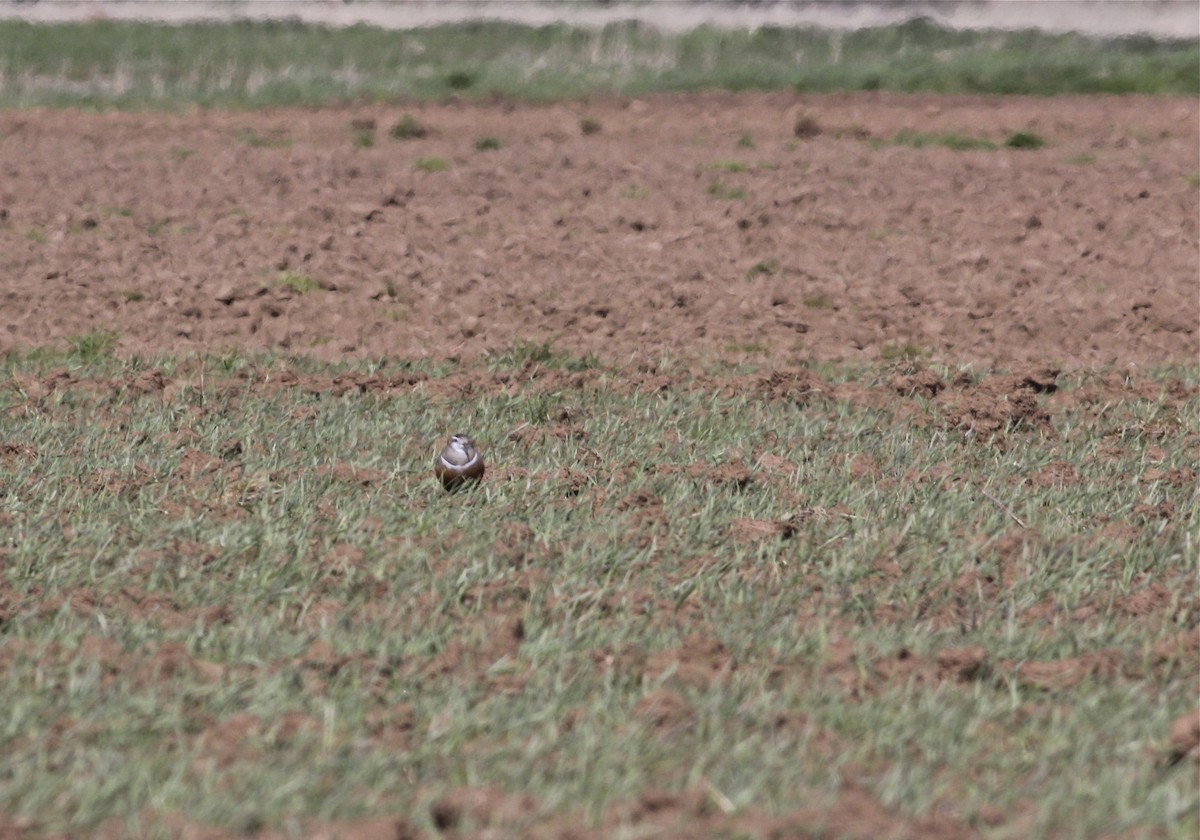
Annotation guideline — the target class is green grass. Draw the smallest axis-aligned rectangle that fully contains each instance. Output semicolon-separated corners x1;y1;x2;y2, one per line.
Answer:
389;114;428;140
745;259;778;279
64;329;120;362
414;156;450;173
234;128;291;148
474;136;502;151
1005;130;1047;149
0;351;1194;837
707;180;746;201
277;272;320;295
880;342;929;361
0;18;1193;109
888;130;998;151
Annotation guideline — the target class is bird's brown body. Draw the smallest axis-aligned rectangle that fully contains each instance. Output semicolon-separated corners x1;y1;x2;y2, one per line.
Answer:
434;434;485;491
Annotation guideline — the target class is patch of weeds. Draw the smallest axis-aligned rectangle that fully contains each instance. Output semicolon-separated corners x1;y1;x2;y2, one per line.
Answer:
490;340;596;372
803;294;834;309
725;341;768;353
870;227;907;240
352;130;375;148
1186;172;1200;189
737;132;755;149
711;160;748;173
215;348;247;373
793;114;821;139
1065;153;1097;165
897;130;996;151
415;157;450;173
389;114;428;140
474;136;502;151
880;342;928;361
746;259;779;278
835;125;872;140
445;70;476;90
147;219;195;237
67;330;119;362
579;117;602;136
235;129;291;149
105;206;133;218
170;146;195;161
707;180;746;200
623;185;650;199
1005;131;1045;149
25;227;46;243
121;291;144;302
277;272;319;295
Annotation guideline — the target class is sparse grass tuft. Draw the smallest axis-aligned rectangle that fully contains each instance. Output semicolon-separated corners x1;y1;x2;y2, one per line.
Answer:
725;341;768;353
414;156;450;173
474;136;502;151
746;259;779;278
445;70;476;90
880;342;929;361
389;114;428;140
579;117;602;136
707;179;747;200
1005;130;1046;149
277;271;320;294
890;130;997;151
66;329;119;362
488;339;597;371
235;129;291;148
793;114;821;138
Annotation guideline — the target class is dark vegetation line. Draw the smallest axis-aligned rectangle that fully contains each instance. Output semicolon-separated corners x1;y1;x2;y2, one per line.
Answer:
0;17;1195;109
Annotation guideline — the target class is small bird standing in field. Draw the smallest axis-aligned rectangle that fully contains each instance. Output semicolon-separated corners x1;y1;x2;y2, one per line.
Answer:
434;434;485;491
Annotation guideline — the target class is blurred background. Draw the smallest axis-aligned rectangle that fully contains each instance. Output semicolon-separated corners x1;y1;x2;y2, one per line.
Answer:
2;0;1197;39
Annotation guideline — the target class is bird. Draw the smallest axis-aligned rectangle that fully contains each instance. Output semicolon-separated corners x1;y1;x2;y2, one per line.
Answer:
434;434;485;491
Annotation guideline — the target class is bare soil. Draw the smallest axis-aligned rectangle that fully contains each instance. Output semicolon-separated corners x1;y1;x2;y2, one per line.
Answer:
0;92;1195;368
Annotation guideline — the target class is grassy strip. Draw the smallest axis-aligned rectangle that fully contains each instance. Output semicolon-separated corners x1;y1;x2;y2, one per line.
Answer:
0;17;1195;109
0;350;1196;836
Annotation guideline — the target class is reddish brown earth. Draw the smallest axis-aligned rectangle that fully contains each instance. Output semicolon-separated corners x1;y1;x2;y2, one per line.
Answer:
0;92;1196;367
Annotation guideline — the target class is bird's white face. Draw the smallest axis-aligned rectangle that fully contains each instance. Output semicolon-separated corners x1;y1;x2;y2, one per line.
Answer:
449;435;475;458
